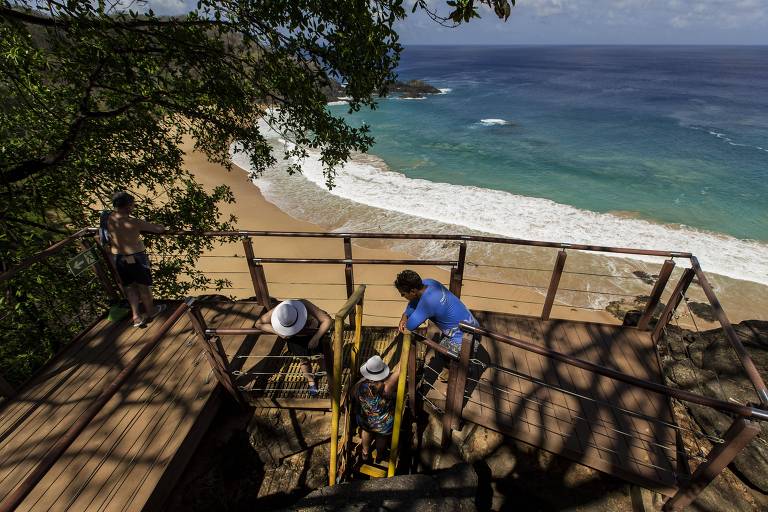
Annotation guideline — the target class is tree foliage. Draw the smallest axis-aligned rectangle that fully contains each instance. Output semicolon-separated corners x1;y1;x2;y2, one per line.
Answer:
0;0;512;384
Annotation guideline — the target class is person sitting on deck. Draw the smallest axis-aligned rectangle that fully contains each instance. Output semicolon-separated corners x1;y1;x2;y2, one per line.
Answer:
254;299;332;397
352;355;401;462
395;270;478;356
107;191;168;328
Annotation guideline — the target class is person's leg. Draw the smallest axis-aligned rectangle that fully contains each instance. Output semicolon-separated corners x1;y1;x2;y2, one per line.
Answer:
374;434;389;462
300;357;315;386
137;284;154;316
125;285;142;324
360;429;373;459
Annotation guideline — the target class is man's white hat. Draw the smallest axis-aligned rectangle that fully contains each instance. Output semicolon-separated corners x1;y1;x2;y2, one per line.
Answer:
271;300;308;337
360;355;390;382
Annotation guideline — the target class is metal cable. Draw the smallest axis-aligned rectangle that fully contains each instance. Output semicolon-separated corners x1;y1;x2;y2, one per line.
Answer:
463;277;548;290
465;261;551;272
471;359;723;444
463;374;704;461
459;393;680;474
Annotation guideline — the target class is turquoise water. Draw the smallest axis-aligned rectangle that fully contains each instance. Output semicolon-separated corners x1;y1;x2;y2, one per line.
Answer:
329;46;768;241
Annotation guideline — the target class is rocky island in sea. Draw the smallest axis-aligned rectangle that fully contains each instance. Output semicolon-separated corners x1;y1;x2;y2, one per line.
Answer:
324;78;441;102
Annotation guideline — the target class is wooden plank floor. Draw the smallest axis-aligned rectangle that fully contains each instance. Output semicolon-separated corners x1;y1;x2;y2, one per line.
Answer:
0;300;264;511
423;310;681;495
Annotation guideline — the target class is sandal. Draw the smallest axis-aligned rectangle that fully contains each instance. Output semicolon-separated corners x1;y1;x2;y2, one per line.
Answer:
149;303;167;319
133;317;147;328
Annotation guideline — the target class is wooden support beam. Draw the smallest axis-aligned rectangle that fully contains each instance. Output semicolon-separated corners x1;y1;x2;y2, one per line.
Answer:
80;240;119;301
638;259;675;330
541;250;567;320
449;242;467;298
441;358;458;449
450;332;473;429
408;338;417;415
242;237;270;306
329;316;345;486
441;332;474;446
186;303;245;407
94;241;125;297
663;418;760;511
343;237;354;299
652;268;695;342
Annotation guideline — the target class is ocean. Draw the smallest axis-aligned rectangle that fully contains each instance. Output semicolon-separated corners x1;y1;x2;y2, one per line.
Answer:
231;46;768;286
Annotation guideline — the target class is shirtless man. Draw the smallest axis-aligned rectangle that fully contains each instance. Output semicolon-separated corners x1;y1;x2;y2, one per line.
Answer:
107;191;167;327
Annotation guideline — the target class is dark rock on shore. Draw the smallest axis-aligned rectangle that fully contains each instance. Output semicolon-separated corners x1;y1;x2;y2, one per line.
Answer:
660;320;768;493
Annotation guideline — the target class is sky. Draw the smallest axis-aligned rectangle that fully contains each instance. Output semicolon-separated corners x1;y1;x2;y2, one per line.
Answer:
395;0;768;45
148;0;768;45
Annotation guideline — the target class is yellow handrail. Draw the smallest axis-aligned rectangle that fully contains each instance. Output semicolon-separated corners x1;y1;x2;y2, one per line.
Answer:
329;285;366;486
335;284;366;321
388;331;411;477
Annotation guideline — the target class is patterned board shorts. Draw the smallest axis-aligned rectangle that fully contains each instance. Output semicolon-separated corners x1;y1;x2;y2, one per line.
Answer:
438;317;480;356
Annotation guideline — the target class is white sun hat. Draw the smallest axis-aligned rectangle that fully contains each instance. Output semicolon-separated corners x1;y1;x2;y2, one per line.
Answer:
360;355;390;382
270;299;308;337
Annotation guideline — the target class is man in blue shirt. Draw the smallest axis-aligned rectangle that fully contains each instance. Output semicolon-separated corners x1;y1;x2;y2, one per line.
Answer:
395;269;478;356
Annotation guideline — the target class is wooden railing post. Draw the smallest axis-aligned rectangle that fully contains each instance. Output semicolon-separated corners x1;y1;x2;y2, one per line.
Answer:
449;242;467;298
541;250;567;320
343;237;354;299
344;237;355;328
329;315;345;486
441;331;473;447
0;373;14;399
242;236;270;306
441;357;458;449
638;259;676;330
663;418;760;511
408;337;418;415
80;240;119;301
652;268;695;342
186;301;245;407
94;242;125;297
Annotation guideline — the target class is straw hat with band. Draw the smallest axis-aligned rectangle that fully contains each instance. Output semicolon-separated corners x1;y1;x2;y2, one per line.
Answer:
271;299;308;337
360;355;390;382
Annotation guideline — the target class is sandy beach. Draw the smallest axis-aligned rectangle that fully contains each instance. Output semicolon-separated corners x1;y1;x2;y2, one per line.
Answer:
183;140;768;331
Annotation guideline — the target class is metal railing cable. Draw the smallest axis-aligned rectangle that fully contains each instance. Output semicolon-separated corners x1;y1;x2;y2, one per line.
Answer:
458;391;679;475
464;361;721;447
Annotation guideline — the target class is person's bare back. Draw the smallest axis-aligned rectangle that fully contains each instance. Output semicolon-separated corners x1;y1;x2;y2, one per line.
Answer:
107;213;152;255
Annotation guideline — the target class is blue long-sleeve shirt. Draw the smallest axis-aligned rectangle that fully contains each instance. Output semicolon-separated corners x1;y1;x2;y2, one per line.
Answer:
404;279;474;334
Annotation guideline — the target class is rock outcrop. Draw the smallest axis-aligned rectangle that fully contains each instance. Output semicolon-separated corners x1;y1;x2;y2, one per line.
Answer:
283;463;478;512
660;320;768;494
325;79;441;102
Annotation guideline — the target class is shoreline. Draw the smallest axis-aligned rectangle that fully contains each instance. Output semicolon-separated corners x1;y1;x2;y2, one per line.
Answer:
183;139;768;327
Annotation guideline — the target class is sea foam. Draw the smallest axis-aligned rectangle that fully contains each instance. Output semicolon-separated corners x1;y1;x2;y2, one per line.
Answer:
479;119;509;126
230;142;768;287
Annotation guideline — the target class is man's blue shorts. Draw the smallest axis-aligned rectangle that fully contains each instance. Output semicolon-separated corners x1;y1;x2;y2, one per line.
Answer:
114;251;153;286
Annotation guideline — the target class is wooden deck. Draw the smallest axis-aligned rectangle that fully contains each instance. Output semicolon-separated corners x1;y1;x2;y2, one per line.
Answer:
423;311;682;495
0;300;683;509
0;300;263;511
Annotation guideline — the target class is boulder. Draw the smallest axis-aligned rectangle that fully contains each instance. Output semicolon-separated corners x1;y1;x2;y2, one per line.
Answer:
283;463;478;512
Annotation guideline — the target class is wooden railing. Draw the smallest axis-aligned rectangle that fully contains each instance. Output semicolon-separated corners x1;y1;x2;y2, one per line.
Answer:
457;322;767;511
2;228;765;406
